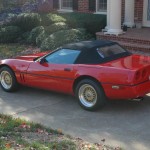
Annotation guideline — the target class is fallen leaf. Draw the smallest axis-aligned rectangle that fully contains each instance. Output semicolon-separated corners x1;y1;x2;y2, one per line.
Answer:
5;143;11;148
57;128;62;134
101;138;105;142
37;128;44;133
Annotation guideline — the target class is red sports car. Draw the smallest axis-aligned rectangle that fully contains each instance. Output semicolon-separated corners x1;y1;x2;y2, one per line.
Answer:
0;40;150;110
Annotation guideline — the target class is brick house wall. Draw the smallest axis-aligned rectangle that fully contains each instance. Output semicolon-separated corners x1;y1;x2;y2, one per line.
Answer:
122;0;144;23
53;0;144;25
134;0;144;23
78;0;89;12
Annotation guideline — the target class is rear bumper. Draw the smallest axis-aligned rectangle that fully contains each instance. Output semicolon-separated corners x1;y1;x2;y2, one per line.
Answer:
102;80;150;100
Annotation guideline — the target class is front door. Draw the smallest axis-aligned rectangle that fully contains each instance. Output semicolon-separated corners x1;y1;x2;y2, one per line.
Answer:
143;0;150;27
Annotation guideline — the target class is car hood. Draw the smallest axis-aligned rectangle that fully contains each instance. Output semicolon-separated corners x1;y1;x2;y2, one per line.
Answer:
15;51;50;61
100;54;150;70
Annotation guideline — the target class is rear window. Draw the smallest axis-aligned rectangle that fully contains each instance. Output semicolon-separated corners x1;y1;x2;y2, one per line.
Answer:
75;44;131;64
97;44;127;58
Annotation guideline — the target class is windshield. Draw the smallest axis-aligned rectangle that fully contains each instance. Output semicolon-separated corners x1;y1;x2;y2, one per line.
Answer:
45;49;81;64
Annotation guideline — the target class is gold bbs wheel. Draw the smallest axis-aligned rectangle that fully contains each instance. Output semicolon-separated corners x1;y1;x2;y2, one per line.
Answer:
0;67;18;92
76;79;106;111
79;84;97;108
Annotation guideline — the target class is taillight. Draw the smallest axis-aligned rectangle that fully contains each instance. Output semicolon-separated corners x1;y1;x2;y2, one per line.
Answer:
142;69;147;79
135;71;141;81
135;69;149;82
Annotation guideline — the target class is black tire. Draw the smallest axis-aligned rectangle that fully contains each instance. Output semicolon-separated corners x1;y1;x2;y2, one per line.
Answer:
75;79;106;111
0;67;18;92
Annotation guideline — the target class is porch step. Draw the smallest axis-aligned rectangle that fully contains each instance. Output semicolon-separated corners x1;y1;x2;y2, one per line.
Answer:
96;31;150;54
96;32;150;45
115;41;150;54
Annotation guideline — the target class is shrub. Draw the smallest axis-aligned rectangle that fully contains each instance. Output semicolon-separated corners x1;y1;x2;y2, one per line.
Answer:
40;28;92;51
60;12;106;35
41;13;66;26
60;13;83;28
19;31;31;43
36;22;68;47
0;26;22;43
47;13;66;24
36;31;47;47
45;22;68;35
9;13;41;32
27;26;44;45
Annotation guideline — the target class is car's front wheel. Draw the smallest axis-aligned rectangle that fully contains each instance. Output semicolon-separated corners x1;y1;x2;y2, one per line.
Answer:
0;67;18;92
75;79;106;111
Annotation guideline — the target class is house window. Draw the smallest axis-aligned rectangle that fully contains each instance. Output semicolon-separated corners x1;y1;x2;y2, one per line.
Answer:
59;0;73;10
148;0;150;20
96;0;107;14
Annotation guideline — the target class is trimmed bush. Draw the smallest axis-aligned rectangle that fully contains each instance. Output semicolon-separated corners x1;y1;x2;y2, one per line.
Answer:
0;26;22;43
60;12;106;35
45;22;68;35
36;22;68;47
36;31;47;47
27;26;44;44
47;13;66;24
9;13;41;32
40;28;92;51
41;13;66;26
19;31;30;43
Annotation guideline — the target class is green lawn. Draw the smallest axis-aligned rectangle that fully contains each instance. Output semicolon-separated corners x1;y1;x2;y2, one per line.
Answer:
0;114;120;150
0;114;77;150
0;44;28;59
0;114;121;150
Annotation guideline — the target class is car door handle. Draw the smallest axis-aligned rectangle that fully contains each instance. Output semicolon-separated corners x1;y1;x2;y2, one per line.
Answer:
64;68;72;72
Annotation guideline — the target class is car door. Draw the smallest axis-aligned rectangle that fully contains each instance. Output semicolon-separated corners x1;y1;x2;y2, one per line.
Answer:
26;48;81;93
52;63;77;93
26;61;57;91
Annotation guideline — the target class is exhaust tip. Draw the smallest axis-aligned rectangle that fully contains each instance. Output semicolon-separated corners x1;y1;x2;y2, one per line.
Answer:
132;97;144;102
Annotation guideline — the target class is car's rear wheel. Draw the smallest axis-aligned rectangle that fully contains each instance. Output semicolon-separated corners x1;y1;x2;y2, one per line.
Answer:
75;79;106;111
0;67;18;92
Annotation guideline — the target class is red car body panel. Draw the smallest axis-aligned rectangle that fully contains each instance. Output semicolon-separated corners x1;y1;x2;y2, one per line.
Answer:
0;51;150;100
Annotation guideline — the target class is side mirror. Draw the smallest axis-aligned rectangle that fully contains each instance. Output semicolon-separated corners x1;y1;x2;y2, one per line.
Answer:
39;58;47;64
33;57;40;61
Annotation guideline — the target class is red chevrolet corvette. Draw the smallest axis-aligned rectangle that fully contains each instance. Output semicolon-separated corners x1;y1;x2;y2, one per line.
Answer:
0;40;150;110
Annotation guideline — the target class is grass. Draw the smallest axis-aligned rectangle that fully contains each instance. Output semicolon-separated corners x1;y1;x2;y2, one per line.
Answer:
0;114;122;150
0;44;28;59
0;114;76;150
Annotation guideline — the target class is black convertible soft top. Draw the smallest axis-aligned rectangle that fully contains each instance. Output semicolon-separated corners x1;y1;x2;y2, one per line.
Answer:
62;40;116;51
60;40;131;64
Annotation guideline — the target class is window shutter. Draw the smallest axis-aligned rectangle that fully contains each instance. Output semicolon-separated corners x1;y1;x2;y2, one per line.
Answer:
89;0;96;12
73;0;78;11
53;0;59;9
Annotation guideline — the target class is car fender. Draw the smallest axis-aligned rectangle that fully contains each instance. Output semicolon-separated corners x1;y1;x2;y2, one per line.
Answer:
73;64;133;89
0;59;32;84
0;59;31;72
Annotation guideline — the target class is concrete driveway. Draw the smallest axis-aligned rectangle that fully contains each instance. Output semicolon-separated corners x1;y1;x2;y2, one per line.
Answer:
0;86;150;150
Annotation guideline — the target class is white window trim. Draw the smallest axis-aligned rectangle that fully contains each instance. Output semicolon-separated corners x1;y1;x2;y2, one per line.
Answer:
95;0;107;15
58;0;73;12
